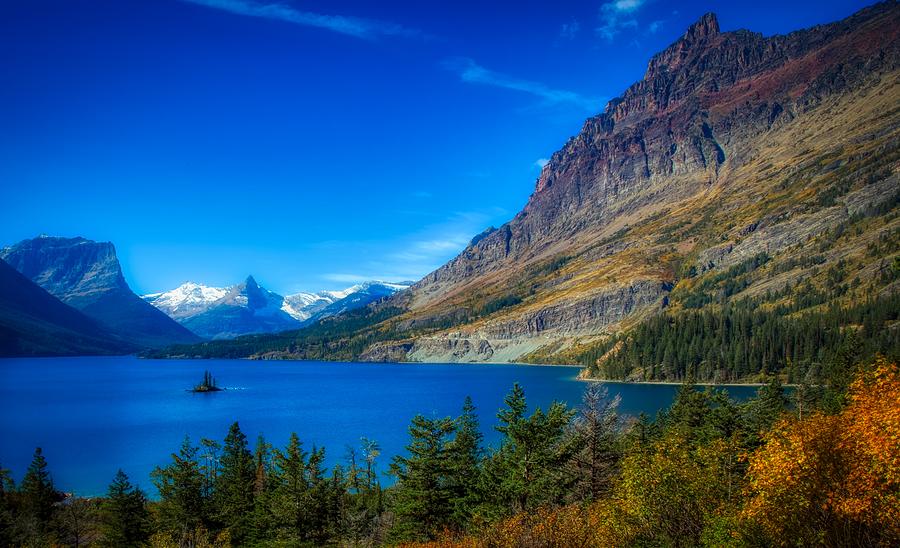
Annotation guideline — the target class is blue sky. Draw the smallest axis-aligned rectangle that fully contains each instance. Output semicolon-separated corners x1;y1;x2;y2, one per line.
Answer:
0;0;874;295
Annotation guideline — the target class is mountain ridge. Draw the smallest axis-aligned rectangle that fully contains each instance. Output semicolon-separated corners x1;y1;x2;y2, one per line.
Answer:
1;236;200;349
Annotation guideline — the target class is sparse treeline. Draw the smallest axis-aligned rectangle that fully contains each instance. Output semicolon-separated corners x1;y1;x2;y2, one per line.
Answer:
2;360;898;546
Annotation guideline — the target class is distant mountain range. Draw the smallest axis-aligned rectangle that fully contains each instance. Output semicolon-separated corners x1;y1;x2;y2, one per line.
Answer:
1;236;199;350
142;278;410;340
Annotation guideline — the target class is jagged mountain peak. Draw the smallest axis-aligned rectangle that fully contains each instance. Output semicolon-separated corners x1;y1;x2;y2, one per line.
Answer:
641;12;721;80
685;12;720;41
219;275;279;311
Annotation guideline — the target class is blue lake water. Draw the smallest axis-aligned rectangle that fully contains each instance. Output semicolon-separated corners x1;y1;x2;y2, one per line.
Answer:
0;356;762;496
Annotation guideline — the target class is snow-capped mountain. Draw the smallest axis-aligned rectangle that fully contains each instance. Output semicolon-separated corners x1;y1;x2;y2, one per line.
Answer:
320;281;411;301
281;292;335;322
143;278;410;340
143;276;300;340
314;281;412;320
142;282;230;320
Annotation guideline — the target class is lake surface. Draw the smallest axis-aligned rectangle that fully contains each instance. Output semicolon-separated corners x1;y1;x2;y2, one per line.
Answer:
0;356;762;496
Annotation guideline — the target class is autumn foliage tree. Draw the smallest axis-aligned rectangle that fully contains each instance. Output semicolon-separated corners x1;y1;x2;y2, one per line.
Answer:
742;357;900;546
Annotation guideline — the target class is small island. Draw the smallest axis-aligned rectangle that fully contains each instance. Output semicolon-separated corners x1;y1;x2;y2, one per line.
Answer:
192;370;223;393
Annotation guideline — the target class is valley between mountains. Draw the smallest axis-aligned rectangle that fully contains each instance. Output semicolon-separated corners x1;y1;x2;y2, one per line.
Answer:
4;3;900;384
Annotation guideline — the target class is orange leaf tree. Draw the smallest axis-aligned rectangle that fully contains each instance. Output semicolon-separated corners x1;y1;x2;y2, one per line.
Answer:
742;358;900;546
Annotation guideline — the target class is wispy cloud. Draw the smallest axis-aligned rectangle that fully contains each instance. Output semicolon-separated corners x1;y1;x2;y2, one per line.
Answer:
597;0;646;41
560;18;581;40
307;208;508;287
648;19;664;34
443;57;601;112
180;0;423;40
321;273;373;284
534;158;549;169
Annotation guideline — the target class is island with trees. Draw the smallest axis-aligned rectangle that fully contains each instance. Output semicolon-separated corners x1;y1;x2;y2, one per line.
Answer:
191;370;222;393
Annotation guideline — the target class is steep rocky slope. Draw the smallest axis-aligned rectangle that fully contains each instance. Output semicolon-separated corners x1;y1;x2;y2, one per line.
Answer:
381;3;900;362
1;236;200;348
151;2;900;372
0;258;135;356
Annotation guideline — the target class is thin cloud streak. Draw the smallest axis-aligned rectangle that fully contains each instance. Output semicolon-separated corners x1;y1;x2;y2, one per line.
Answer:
560;18;581;40
444;57;602;112
597;0;646;41
322;273;377;284
181;0;423;40
316;209;506;286
379;211;501;280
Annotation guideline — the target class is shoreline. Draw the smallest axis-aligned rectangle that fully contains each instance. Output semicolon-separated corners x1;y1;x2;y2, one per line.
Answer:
133;354;785;386
272;358;780;386
577;377;770;387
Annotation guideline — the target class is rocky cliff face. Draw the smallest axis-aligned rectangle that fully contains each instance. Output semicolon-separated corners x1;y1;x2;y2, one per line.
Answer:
389;2;900;362
2;236;128;307
419;4;899;295
1;236;200;348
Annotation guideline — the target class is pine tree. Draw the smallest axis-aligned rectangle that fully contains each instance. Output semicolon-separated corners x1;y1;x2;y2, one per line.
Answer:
253;434;270;497
272;432;309;539
198;437;221;501
214;422;256;544
481;386;576;515
446;396;482;528
100;470;149;547
249;434;276;543
328;464;348;541
360;437;381;492
389;414;455;541
569;383;621;501
151;436;206;539
743;376;788;445
496;383;527;436
20;447;58;531
305;446;332;544
0;464;14;547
